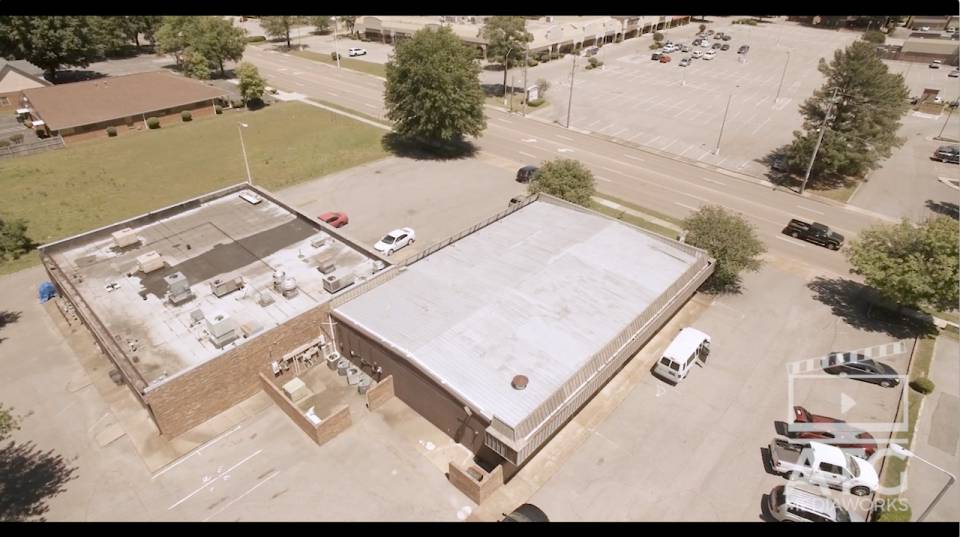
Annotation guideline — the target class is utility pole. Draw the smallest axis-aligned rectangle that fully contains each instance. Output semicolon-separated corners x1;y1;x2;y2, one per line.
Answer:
800;87;840;195
936;103;956;140
510;74;516;112
775;50;791;102
238;123;252;185
713;90;734;155
522;46;529;116
566;54;577;128
333;17;342;70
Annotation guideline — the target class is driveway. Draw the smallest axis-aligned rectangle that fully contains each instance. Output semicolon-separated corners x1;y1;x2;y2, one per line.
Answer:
526;261;910;521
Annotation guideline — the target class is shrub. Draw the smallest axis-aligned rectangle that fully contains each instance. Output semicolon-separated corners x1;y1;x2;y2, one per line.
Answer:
147;117;160;129
875;497;912;522
215;105;223;114
9;133;24;144
588;57;601;67
23;120;32;128
863;30;886;44
653;31;664;42
910;377;935;394
614;35;623;43
106;126;117;137
527;58;539;67
649;42;662;49
550;51;560;60
528;98;545;107
331;51;341;61
181;110;192;122
585;63;595;70
245;35;267;43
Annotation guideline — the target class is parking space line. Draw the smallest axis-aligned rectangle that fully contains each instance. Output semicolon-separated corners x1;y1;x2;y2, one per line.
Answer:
610;127;629;137
595;175;613;182
702;177;726;186
203;470;280;522
751;116;772;135
646;135;661;146
677;144;695;157
623;154;645;162
556;134;574;141
168;449;263;511
660;139;678;151
152;425;242;481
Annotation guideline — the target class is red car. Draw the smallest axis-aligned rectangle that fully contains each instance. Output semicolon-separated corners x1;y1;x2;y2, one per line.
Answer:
318;211;349;228
790;406;877;457
659;54;672;63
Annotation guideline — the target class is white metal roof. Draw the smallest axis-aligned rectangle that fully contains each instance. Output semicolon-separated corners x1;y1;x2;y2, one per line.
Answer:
334;200;705;429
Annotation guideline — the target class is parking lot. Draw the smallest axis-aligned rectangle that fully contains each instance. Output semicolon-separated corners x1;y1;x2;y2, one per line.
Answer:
527;260;910;521
525;18;861;178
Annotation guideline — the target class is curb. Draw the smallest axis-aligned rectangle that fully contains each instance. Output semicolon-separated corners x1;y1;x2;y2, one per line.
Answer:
301;98;390;131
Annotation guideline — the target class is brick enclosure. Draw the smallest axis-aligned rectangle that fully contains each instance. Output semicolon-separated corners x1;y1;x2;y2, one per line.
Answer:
447;462;504;504
259;372;352;446
365;375;395;411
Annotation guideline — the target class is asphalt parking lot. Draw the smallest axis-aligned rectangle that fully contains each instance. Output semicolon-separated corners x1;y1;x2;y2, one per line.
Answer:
525;18;860;178
275;155;528;263
526;260;909;521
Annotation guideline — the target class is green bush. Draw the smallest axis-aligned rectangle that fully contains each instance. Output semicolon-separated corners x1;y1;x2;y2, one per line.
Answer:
733;18;758;26
528;98;545;107
585;64;595;70
527;58;539;67
106;126;117;137
649;42;662;49
215;105;223;114
331;51;341;61
614;35;623;43
245;35;267;43
588;57;600;67
181;110;192;122
9;133;24;144
147;117;160;129
550;51;560;60
863;30;886;44
910;377;935;394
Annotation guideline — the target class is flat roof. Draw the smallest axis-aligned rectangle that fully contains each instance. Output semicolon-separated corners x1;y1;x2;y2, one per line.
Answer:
47;188;380;385
333;200;706;430
22;71;227;131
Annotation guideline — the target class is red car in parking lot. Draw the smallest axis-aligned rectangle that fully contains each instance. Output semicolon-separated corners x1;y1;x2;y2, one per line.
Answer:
318;211;349;228
789;406;877;457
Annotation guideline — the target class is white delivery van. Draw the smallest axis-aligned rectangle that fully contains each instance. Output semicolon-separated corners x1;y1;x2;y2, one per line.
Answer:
652;327;711;383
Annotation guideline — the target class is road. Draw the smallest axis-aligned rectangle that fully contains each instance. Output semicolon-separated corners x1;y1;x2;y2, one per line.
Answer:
244;45;891;277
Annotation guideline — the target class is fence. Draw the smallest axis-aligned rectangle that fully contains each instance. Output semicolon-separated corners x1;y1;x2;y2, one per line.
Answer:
0;135;64;159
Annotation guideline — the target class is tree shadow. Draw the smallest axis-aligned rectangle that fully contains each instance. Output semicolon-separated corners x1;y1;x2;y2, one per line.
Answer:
0;311;20;346
925;200;959;220
481;82;524;99
51;70;107;84
0;439;78;521
807;277;938;339
381;132;478;161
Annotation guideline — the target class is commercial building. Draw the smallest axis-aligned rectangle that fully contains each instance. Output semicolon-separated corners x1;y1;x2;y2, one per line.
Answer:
19;71;229;139
40;184;386;436
905;15;958;32
328;195;713;468
899;35;960;64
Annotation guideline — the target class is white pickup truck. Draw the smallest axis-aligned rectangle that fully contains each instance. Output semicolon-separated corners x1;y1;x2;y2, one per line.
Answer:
768;438;878;497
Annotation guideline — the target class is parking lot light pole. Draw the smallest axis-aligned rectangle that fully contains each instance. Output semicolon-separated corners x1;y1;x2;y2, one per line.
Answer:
936;104;955;140
713;90;735;155
775;50;791;102
889;443;956;522
333;17;342;70
238;122;252;185
566;54;577;128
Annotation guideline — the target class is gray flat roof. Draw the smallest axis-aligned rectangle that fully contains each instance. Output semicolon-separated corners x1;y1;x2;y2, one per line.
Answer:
334;200;704;430
48;189;379;385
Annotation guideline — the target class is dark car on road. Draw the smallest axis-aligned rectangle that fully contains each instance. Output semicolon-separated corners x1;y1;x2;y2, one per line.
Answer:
516;165;539;183
821;353;901;388
651;52;661;61
502;503;549;522
738;45;750;54
721;43;731;51
783;219;844;250
712;42;723;49
789;406;878;457
933;144;960;164
722;34;732;41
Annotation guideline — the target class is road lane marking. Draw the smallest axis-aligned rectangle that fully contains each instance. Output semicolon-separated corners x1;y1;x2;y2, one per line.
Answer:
202;470;280;522
623;154;645;162
660;139;678;151
518;151;538;159
674;202;700;211
776;236;811;248
702;177;726;186
797;205;825;215
522;138;537;143
556;134;574;141
595;175;613;182
495;117;514;124
558;148;574;153
326;91;340;97
167;449;263;511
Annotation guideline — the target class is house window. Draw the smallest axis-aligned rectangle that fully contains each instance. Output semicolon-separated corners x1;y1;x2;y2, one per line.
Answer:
0;97;9;107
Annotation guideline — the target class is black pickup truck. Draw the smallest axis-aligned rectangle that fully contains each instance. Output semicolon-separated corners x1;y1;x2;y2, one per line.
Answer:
783;219;844;250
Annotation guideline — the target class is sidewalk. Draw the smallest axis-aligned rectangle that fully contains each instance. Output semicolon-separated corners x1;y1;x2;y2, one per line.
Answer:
902;335;960;522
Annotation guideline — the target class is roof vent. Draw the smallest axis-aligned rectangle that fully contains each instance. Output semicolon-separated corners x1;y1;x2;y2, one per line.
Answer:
511;375;529;390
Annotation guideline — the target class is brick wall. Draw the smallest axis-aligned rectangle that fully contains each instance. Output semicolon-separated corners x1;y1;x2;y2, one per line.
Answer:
145;303;332;437
365;375;395;410
259;372;352;446
447;461;503;504
61;102;218;143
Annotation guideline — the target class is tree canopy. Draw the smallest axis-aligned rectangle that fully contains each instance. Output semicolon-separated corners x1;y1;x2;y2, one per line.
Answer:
0;16;103;80
310;16;332;34
681;205;766;293
783;40;909;185
481;17;533;95
156;16;246;78
384;26;486;143
526;159;596;207
0;217;31;261
260;16;304;49
847;217;959;312
237;62;266;106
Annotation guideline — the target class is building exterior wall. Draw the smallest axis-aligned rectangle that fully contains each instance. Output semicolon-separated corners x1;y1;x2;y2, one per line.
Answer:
57;99;218;140
0;69;47;93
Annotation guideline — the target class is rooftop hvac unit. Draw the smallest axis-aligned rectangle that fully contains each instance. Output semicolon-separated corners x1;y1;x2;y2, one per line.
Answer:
239;191;262;205
164;271;195;305
323;270;355;293
280;277;298;298
136;251;164;273
111;228;140;249
206;311;238;348
314;252;337;274
210;275;243;298
545;16;554;23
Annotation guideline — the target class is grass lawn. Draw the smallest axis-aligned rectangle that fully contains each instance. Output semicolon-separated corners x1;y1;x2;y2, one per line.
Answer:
593;192;684;227
809;182;859;204
288;50;387;78
0;101;388;275
591;202;679;239
310;98;391;127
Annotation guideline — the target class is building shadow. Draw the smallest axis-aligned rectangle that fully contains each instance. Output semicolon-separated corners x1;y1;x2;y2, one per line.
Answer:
925;199;960;220
381;132;478;161
806;277;938;339
52;70;107;84
0;439;78;521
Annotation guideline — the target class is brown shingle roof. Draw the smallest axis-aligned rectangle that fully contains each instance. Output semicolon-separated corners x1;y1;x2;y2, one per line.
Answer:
22;71;228;131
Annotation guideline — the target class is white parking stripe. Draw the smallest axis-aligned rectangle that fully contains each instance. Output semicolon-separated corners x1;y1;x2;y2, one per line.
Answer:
776;236;810;248
623;154;645;162
674;202;700;211
797;205;825;215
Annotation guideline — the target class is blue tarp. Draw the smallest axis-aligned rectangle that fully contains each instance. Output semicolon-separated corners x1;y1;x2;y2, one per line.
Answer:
38;281;56;303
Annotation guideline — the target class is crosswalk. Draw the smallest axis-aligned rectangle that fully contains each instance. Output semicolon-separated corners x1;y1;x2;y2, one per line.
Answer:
787;340;911;376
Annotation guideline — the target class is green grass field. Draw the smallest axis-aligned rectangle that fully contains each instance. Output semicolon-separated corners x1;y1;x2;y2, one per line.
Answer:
289;50;387;78
0;101;388;274
591;202;679;239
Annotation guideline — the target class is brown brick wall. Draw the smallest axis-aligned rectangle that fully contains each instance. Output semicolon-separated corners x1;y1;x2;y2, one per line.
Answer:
259;372;352;445
365;375;395;410
447;461;503;504
61;101;218;143
145;303;332;437
315;405;351;445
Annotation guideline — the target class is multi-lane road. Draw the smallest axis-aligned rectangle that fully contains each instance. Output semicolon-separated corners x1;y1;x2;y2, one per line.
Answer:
244;44;891;276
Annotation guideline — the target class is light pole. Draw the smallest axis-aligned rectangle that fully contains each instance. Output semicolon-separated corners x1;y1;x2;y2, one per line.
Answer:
238;122;252;185
566;53;577;129
889;443;956;522
775;50;791;102
936;104;956;140
522;45;529;116
713;87;737;155
333;17;342;70
799;87;840;195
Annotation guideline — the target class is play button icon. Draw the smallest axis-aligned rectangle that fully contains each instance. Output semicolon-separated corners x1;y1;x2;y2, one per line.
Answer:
841;393;856;415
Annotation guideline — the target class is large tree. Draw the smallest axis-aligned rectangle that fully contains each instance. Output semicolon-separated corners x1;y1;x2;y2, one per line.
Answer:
309;16;331;35
260;16;303;49
0;217;31;261
384;26;486;143
482;16;533;97
783;40;909;185
527;159;595;207
193;17;246;77
155;16;196;68
237;61;266;106
681;206;766;293
340;16;358;34
0;16;103;80
847;217;959;312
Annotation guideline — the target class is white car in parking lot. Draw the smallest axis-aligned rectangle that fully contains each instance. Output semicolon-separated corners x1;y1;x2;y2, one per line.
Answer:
374;227;416;255
347;47;367;57
703;50;717;60
692;49;704;59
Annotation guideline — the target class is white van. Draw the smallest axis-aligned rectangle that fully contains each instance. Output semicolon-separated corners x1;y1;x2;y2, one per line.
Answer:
652;327;711;383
